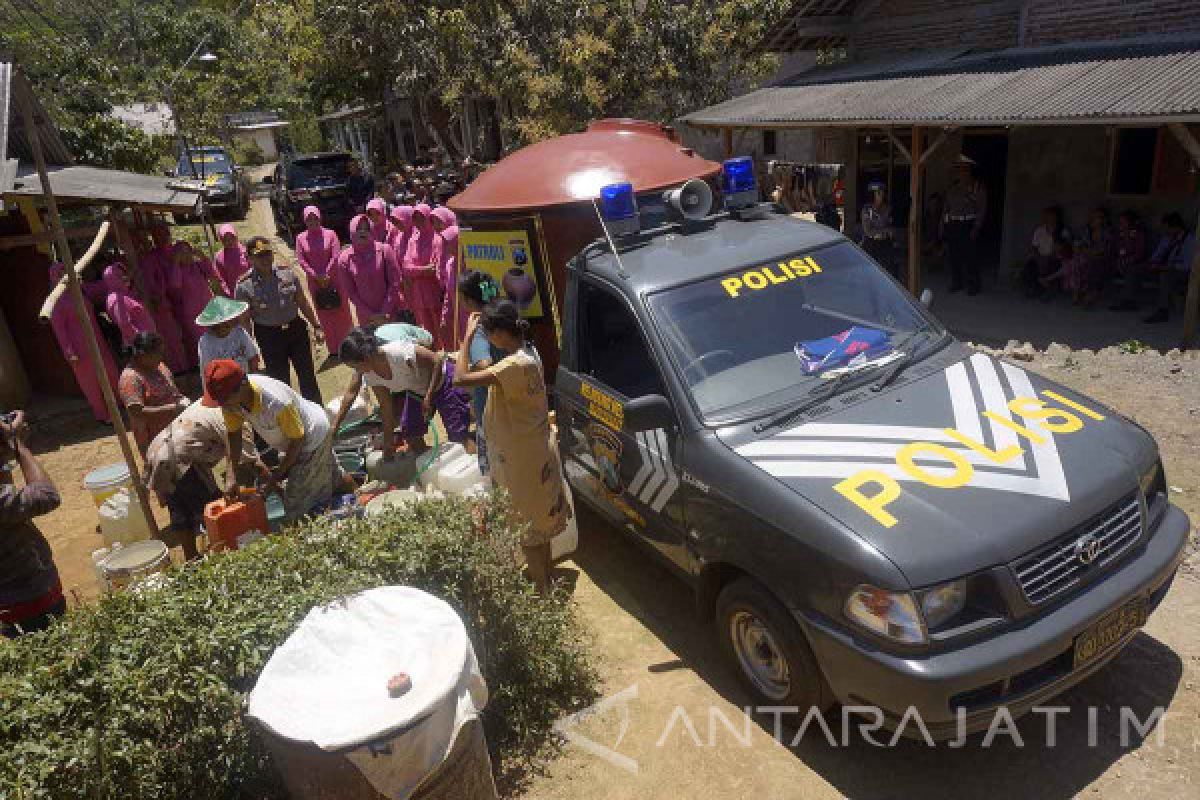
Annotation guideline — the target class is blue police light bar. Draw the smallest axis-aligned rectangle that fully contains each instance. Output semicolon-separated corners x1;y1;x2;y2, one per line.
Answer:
597;182;640;236
722;156;757;209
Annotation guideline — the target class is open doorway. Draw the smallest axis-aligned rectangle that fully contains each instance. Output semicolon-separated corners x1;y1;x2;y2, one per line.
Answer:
961;133;1009;263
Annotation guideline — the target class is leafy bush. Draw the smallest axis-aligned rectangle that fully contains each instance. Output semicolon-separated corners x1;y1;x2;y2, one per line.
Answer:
0;495;596;799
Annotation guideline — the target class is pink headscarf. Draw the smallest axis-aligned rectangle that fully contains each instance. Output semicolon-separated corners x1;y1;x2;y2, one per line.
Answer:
405;203;439;267
366;198;392;243
218;223;238;248
215;223;248;289
300;205;327;250
349;214;375;256
388;205;415;255
103;263;130;294
429;206;456;231
303;205;322;226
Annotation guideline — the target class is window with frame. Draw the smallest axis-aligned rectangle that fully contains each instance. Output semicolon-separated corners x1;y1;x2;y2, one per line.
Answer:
577;282;664;399
1109;126;1197;196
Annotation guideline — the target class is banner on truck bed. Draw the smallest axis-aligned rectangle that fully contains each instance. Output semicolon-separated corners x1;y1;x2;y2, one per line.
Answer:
459;226;546;320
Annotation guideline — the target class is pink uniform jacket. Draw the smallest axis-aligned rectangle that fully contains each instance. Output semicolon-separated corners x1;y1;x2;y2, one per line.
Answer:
104;264;156;346
337;214;404;321
214;224;250;293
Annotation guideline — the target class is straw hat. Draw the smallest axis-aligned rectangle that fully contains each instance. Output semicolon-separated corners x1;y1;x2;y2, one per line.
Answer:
195;295;248;327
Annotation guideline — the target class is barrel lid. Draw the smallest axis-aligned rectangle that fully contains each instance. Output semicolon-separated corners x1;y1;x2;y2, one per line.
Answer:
84;462;130;487
100;540;168;573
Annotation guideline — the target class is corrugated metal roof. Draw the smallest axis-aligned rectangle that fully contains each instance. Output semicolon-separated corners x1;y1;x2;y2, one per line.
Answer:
686;37;1200;127
5;165;203;212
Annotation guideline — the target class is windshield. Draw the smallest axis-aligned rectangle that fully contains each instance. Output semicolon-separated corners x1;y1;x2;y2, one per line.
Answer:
178;151;231;176
288;157;350;189
647;242;938;421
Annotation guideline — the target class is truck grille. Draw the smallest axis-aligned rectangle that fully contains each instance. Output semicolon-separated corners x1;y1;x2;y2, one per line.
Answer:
1012;493;1142;606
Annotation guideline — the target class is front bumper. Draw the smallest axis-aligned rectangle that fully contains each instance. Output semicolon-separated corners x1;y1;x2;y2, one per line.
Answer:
801;504;1190;739
206;190;240;209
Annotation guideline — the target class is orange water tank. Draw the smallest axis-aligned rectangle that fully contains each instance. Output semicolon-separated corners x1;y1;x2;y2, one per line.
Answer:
204;490;269;551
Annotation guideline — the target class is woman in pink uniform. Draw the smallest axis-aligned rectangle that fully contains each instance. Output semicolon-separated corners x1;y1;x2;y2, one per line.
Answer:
142;224;188;372
46;263;119;424
296;206;354;353
337;215;404;328
432;208;467;347
401;203;444;345
388;205;414;258
366;198;393;244
169;241;229;368
104;263;157;347
213;224;250;293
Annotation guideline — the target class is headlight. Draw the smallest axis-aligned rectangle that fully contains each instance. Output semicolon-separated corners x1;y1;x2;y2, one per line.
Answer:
918;580;967;629
845;585;926;644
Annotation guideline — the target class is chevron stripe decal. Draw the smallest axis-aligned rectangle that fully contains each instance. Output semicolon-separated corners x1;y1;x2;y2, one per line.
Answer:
736;353;1071;502
631;428;680;512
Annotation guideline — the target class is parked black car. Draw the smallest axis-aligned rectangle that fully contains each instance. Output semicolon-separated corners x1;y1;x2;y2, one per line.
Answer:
268;153;355;239
172;146;250;222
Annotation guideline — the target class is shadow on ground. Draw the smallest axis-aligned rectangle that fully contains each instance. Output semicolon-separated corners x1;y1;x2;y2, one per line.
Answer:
572;506;1183;799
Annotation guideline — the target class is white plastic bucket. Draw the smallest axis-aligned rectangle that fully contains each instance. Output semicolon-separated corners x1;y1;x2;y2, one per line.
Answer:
99;539;169;591
416;443;466;489
437;454;486;495
97;487;152;546
83;463;131;508
364;488;423;516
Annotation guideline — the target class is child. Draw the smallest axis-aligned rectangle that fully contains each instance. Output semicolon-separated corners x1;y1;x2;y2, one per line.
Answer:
195;296;261;373
1039;240;1088;304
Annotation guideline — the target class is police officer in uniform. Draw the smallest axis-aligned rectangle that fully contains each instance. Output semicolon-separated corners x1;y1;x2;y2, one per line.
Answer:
860;180;895;279
941;154;988;294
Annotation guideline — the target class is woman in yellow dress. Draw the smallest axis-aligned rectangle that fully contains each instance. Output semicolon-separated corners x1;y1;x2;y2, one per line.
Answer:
453;300;571;591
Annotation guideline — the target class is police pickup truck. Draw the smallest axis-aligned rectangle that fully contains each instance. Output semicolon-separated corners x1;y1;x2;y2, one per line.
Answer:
553;160;1190;737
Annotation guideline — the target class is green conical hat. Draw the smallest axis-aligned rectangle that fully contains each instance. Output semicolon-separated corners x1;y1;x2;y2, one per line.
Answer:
195;295;248;327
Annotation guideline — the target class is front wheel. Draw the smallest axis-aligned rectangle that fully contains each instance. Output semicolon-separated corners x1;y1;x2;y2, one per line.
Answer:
716;576;833;713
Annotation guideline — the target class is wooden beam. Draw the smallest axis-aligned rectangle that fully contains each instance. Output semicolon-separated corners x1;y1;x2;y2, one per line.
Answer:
907;127;923;295
1167;123;1200;349
885;129;912;164
919;128;954;166
0;224;101;251
15;69;160;543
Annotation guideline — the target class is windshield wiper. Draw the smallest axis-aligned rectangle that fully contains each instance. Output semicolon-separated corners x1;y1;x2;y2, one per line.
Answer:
869;329;941;392
752;370;860;433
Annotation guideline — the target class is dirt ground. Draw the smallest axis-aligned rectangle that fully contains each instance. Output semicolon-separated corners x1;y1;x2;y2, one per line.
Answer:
23;180;1200;798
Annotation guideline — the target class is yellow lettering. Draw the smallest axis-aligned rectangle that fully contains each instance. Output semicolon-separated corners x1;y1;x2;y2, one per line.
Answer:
834;470;901;528
805;256;823;273
789;258;811;277
982;411;1047;444
721;277;743;298
762;265;790;285
943;428;1023;464
1008;397;1083;433
897;442;974;489
743;271;768;290
1041;390;1105;420
779;261;796;278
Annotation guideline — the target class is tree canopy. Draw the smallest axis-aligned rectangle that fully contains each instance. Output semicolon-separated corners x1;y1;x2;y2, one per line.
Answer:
0;0;788;169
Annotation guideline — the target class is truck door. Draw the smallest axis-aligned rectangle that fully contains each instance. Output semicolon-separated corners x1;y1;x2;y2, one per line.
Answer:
555;276;688;568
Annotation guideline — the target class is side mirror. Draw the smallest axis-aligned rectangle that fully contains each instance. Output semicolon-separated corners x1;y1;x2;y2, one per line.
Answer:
262;174;274;185
919;288;934;309
624;394;674;433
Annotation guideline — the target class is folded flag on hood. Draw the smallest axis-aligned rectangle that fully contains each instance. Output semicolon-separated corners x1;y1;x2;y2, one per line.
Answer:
794;325;891;374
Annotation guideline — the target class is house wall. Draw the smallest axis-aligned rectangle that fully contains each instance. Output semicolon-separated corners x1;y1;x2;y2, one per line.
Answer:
1000;125;1200;267
852;0;1019;58
1022;0;1200;47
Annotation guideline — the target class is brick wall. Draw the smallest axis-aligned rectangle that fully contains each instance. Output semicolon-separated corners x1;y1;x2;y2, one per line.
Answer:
852;0;1019;58
1023;0;1200;47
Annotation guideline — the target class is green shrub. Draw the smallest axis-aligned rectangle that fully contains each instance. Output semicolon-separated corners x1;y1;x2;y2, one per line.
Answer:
0;495;596;799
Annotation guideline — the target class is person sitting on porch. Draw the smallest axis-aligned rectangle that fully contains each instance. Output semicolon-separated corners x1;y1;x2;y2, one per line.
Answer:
860;181;895;279
1022;207;1067;298
1038;240;1086;302
1073;208;1114;308
1109;210;1149;311
1143;212;1196;324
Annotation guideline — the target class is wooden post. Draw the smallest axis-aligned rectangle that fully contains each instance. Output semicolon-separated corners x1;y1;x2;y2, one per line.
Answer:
907;126;923;295
723;128;733;160
14;70;160;540
1166;123;1200;349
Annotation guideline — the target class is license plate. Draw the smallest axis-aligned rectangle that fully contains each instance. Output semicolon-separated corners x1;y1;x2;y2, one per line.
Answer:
1073;597;1147;669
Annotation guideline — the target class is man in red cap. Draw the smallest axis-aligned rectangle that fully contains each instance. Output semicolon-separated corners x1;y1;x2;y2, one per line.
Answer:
203;359;334;522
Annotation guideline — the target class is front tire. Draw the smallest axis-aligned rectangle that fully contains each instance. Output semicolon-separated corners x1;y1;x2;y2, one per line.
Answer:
716;576;832;713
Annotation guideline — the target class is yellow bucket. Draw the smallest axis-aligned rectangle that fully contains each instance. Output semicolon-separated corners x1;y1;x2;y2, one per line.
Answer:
83;463;132;508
